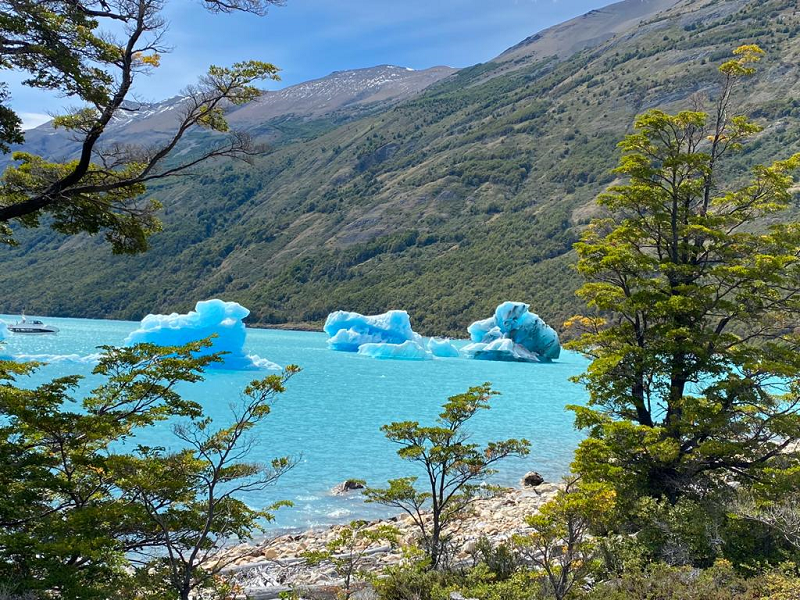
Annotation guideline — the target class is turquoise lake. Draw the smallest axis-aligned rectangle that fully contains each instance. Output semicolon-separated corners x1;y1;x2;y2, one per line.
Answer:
1;314;590;531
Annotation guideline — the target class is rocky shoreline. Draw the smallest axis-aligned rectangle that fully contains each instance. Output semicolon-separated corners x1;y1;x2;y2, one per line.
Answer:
221;480;563;599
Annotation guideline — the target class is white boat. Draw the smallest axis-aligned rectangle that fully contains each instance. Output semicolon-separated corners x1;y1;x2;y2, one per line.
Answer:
8;314;59;334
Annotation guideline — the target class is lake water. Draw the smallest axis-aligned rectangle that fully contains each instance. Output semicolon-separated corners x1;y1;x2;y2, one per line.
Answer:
1;314;590;531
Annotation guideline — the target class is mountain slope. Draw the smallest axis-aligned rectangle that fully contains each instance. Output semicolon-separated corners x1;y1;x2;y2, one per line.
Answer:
495;0;679;65
7;65;457;166
2;0;799;336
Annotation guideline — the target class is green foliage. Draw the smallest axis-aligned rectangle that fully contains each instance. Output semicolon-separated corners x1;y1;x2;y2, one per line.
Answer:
302;520;399;597
0;84;22;154
0;340;298;599
514;478;616;600
469;536;523;582
581;560;800;600
566;46;800;520
0;2;281;251
364;384;530;569
2;152;160;253
373;561;456;600
374;560;542;600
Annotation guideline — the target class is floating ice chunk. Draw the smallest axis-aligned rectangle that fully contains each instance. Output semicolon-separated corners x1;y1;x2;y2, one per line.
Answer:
494;301;560;360
465;301;560;363
324;310;421;351
0;321;7;341
357;340;432;360
125;299;278;370
467;317;498;343
462;339;540;363
248;354;282;371
427;337;460;358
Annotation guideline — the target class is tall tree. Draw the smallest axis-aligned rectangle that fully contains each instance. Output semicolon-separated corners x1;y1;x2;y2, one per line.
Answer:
566;45;800;506
0;0;283;252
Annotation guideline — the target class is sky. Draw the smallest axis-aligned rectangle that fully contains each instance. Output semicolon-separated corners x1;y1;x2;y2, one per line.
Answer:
10;0;616;129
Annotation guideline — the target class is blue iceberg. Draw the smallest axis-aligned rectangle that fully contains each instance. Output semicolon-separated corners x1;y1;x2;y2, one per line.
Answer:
0;321;7;342
463;301;560;363
358;340;432;361
324;310;423;352
427;337;460;358
125;299;279;371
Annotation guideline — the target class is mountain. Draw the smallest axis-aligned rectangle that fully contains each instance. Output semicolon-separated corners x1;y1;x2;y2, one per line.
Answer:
1;0;799;336
226;65;458;123
7;65;457;166
495;0;679;66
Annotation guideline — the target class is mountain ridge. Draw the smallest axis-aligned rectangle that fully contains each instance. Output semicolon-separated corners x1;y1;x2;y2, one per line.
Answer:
6;64;458;167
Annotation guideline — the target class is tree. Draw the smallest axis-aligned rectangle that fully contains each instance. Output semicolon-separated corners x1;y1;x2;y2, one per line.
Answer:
0;339;297;598
302;520;399;598
514;477;616;600
364;383;530;570
0;342;214;597
115;368;298;600
0;0;283;253
0;84;22;154
565;45;800;508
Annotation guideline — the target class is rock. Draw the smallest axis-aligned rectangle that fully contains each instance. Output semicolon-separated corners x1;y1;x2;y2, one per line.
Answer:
331;479;366;495
521;471;545;487
534;482;559;495
450;593;478;600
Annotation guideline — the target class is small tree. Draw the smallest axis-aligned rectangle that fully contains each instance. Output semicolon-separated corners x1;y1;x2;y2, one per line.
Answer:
302;520;399;598
566;45;800;508
364;383;530;570
515;477;616;600
116;368;299;600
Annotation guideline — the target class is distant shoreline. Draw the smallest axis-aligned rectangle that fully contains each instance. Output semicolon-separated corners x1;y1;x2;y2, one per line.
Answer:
0;310;324;334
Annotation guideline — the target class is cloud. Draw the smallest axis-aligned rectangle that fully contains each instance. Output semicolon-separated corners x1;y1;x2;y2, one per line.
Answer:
19;112;50;130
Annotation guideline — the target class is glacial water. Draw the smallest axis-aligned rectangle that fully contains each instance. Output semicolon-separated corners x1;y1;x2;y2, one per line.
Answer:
1;314;590;531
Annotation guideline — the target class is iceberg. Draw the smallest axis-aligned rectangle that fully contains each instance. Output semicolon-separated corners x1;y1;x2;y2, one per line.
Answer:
357;340;432;361
324;310;422;352
464;301;560;363
0;321;7;341
125;299;279;371
427;337;460;358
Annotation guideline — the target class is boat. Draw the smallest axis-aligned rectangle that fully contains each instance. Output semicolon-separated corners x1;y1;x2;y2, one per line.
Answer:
8;314;59;334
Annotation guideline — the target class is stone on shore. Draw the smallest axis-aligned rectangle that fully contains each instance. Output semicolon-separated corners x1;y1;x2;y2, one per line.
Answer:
521;471;544;487
224;483;563;596
331;479;366;495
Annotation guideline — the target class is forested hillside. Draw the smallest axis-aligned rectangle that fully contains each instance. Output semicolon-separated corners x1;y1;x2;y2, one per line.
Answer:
2;0;799;336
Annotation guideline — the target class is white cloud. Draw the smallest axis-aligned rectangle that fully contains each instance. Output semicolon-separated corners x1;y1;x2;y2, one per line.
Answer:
19;112;51;130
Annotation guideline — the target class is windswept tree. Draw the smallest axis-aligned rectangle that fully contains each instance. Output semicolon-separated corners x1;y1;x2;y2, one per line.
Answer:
565;45;800;508
364;384;530;569
0;0;283;252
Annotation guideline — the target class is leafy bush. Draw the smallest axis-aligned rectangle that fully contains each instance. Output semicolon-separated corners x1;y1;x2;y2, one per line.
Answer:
581;560;800;600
